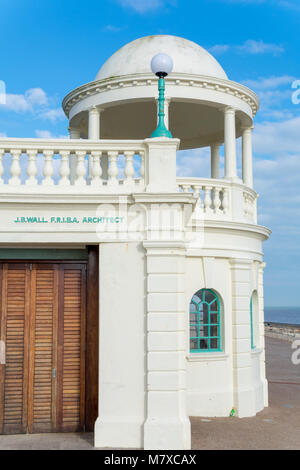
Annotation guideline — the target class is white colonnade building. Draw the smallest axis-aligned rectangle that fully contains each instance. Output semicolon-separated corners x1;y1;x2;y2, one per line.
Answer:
0;35;270;449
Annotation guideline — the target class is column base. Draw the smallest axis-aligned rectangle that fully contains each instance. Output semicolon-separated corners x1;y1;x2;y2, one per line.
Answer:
94;417;143;449
144;417;191;450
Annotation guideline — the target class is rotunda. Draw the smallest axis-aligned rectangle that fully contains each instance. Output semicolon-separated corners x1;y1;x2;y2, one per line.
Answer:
0;35;270;451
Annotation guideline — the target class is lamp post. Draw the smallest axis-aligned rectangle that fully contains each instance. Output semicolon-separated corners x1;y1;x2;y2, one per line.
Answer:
150;53;173;138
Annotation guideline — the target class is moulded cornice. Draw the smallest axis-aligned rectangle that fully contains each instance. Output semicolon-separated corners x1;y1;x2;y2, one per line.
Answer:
198;220;271;239
62;72;260;119
132;193;196;204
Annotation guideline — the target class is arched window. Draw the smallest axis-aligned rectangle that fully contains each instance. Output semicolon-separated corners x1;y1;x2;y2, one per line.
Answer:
189;289;222;353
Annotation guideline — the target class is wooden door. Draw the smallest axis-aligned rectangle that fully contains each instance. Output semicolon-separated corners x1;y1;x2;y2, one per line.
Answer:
0;262;86;434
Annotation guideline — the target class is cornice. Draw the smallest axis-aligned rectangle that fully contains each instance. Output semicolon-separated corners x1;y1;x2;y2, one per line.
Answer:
62;72;259;119
195;220;271;239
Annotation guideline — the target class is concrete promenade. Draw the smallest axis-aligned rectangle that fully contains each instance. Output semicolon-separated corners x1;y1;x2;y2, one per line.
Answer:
0;336;299;450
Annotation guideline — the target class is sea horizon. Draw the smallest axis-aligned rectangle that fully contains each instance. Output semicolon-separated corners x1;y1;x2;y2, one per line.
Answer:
264;306;300;325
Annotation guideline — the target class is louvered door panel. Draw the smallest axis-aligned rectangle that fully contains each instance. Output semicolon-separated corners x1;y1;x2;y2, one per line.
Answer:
0;264;30;434
58;266;85;432
28;265;58;433
0;262;86;435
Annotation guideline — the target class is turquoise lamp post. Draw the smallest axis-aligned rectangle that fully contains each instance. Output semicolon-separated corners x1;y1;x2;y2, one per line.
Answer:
151;53;173;138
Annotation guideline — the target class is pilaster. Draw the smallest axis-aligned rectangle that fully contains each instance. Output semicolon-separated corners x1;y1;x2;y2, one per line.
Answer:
143;241;191;450
258;261;268;407
230;258;255;417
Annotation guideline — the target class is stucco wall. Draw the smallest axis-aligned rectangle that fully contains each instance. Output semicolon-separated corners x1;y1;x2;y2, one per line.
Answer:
185;256;234;417
95;242;146;448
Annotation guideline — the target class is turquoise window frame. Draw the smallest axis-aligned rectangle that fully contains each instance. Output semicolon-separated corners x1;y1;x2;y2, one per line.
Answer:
189;289;222;353
250;297;255;350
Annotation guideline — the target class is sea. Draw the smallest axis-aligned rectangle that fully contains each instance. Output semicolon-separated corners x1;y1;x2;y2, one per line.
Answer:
264;307;300;325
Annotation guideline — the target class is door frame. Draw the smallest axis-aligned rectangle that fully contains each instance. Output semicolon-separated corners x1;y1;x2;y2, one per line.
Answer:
0;245;99;433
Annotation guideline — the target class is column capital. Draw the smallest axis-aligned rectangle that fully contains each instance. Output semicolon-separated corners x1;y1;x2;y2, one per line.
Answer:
221;106;236;115
210;142;223;148
241;125;254;132
88;106;100;115
229;258;252;269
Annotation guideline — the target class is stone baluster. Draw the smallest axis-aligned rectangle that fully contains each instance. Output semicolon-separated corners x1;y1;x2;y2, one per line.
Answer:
124;151;135;186
140;151;145;181
244;194;248;218
90;151;102;186
213;186;221;212
42;150;54;186
192;184;201;199
203;186;212;212
75;151;87;186
9;150;22;185
222;187;229;214
59;151;71;186
181;184;190;193
0;150;4;184
192;184;203;212
26;149;38;186
107;151;119;187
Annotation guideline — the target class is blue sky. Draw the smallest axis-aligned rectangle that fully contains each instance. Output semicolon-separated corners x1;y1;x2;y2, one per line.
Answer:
0;0;299;306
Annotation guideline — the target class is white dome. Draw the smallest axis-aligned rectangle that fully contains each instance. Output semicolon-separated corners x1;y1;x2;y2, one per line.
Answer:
95;35;228;81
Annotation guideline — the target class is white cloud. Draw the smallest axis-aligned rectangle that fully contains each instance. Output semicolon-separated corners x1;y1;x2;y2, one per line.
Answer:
25;88;48;106
241;75;295;116
117;0;176;13
243;75;294;90
239;40;284;55
35;130;68;139
3;93;32;112
101;25;124;32
209;45;230;55
177;148;212;178
209;40;284;56
39;108;65;122
0;87;67;124
0;132;7;138
253;116;300;154
222;0;300;8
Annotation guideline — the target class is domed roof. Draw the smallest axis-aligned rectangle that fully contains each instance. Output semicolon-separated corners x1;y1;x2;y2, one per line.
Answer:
95;35;228;81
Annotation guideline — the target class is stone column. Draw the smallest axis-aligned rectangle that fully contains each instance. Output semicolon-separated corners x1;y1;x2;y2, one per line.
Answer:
224;107;237;180
230;258;256;418
69;126;81;139
143;241;191;450
242;126;254;188
258;262;268;407
210;143;221;179
88;107;100;140
68;126;81;185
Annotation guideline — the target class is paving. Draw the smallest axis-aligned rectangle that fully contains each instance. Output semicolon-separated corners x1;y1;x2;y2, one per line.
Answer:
0;336;299;450
191;336;300;450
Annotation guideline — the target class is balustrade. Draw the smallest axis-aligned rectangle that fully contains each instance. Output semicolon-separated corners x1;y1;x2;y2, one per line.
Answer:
0;138;258;224
177;177;257;223
0;139;146;192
